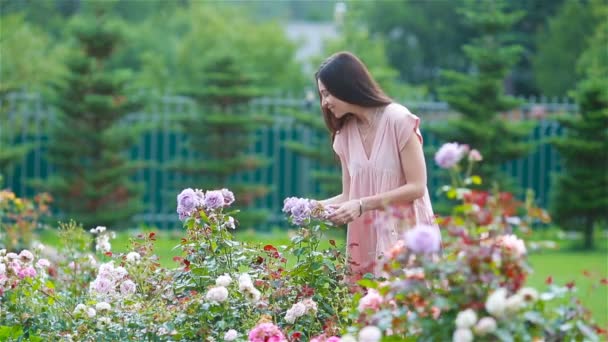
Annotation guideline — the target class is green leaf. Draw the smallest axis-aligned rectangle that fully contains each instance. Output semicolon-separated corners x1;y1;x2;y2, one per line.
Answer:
357;279;378;289
493;329;514;342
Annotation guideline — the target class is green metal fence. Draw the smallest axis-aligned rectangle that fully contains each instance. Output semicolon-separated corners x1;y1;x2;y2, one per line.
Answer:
1;92;576;229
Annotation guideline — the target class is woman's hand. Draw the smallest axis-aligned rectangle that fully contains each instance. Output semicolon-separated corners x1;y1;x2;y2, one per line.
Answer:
328;199;361;225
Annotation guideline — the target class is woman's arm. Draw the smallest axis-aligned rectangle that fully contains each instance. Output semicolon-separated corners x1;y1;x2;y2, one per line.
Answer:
360;135;426;211
319;156;350;206
328;135;426;224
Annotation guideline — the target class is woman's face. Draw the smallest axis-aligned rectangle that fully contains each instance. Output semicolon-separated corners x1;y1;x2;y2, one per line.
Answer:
317;79;352;119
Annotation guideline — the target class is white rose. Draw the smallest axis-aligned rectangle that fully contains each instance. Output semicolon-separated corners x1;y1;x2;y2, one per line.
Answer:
455;309;478;329
238;273;253;290
302;298;318;314
485;288;508;318
86;307;96;318
97;316;111;329
223;329;238;341
474;317;497;335
244;287;261;302
216;274;232;287
453;328;473;342
205;286;229;304
126;252;141;264
359;326;382;342
517;287;539;303
73;304;87;315
284;311;296;324
290;302;306;317
95;302;111;312
505;294;524;314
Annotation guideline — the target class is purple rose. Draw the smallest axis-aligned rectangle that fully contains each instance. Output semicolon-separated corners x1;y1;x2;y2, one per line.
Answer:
221;188;235;206
282;197;299;213
177;188;200;220
204;190;225;210
290;199;312;225
404;224;441;254
434;142;467;169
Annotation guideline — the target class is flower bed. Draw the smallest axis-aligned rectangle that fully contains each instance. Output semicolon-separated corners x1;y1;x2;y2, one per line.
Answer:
0;144;604;341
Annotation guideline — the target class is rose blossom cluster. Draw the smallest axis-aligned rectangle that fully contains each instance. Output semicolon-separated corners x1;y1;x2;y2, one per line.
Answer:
176;187;235;221
204;273;263;307
248;322;287;342
204;273;232;304
90;226;115;253
452;286;539;341
89;261;136;301
0;249;50;296
72;301;112;323
496;234;527;257
238;273;262;302
284;298;318;324
282;197;335;226
358;288;384;312
434;142;482;169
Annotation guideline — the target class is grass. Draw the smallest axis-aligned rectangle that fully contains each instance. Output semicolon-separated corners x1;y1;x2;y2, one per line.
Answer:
36;226;607;326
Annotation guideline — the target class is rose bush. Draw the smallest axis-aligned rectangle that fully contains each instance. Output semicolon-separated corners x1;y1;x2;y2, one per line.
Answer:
0;189;51;251
0;189;351;341
0;142;604;341
340;143;603;341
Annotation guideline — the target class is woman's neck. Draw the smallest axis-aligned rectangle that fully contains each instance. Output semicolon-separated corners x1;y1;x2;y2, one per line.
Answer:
353;106;383;126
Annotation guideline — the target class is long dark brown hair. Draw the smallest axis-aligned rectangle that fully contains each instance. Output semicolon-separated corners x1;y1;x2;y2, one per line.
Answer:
315;51;392;143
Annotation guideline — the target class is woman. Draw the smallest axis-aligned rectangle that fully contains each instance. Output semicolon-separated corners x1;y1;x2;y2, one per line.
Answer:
316;51;439;280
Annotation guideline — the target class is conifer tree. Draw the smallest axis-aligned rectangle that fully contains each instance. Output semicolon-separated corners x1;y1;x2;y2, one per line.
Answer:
38;15;145;229
429;1;536;187
169;54;273;229
549;14;608;249
0;102;33;177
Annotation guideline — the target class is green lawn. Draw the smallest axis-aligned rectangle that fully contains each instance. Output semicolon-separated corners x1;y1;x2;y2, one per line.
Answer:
37;227;607;326
527;249;607;327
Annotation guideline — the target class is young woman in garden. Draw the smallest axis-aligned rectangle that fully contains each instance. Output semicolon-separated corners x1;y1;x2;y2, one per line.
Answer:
316;51;440;281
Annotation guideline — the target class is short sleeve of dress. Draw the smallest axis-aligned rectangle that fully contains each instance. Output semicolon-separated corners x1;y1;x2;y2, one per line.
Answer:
396;109;423;151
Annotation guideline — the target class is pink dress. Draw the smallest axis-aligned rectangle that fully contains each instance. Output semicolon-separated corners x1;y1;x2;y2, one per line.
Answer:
333;103;438;278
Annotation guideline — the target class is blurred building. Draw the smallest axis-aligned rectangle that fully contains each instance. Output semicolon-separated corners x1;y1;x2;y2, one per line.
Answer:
284;21;338;74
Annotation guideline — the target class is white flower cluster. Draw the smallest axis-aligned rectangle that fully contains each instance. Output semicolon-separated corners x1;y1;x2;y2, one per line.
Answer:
73;302;113;329
223;329;238;341
238;273;261;302
205;286;229;304
284;298;318;324
358;326;382;342
125;252;141;264
215;274;232;287
91;226;115;254
453;286;540;342
73;303;97;318
204;273;262;306
89;261;137;301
